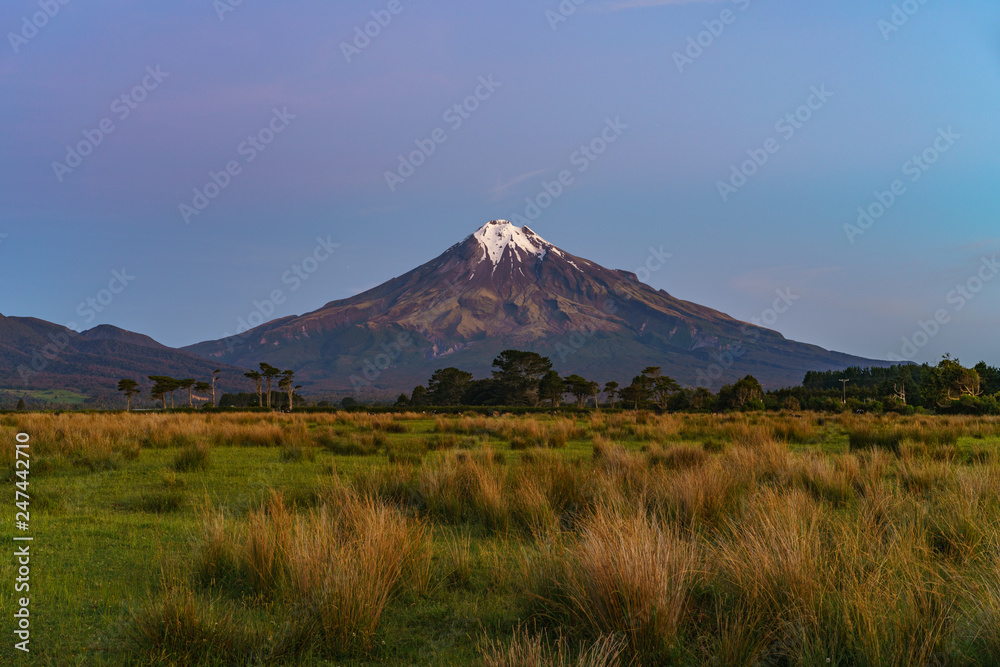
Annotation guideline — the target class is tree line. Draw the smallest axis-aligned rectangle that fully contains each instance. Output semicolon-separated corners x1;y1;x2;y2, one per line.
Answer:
391;350;1000;415
392;349;757;411
116;363;301;411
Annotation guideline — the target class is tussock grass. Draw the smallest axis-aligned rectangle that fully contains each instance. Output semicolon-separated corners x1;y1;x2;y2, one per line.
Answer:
525;506;698;661
173;442;210;471
194;486;430;659
128;490;187;514
123;582;249;665
481;626;628;667
17;410;1000;664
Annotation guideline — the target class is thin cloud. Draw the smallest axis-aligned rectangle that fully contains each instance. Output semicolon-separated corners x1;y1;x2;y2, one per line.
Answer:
488;169;548;202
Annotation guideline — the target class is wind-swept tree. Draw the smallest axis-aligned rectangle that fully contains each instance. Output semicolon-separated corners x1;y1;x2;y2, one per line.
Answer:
620;374;653;410
564;374;599;409
260;363;282;409
177;379;196;408
194;381;213;407
278;370;299;411
148;376;181;410
244;370;263;407
117;379;141;411
603;381;619;409
642;367;680;411
211;369;221;407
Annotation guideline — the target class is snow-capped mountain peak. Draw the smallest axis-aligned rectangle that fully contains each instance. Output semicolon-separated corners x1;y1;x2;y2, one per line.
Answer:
472;220;554;266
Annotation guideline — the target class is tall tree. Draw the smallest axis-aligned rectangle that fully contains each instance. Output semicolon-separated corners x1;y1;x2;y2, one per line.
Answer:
194;381;213;407
730;375;764;409
928;356;981;405
427;367;474;406
244;370;263;407
689;387;715;410
491;349;553;406
642;367;680;411
117;379;141;411
539;370;565;407
975;361;1000;395
148;376;181;410
211;369;221;408
620;374;653;410
260;363;282;409
564;374;599;409
603;381;619;409
177;379;196;408
278;370;299;411
410;385;428;407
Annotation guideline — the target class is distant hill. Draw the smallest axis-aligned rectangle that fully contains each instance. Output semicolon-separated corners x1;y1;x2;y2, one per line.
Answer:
184;220;892;396
0;314;248;407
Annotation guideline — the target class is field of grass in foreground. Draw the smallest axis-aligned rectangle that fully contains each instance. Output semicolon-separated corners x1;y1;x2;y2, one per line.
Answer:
4;410;1000;665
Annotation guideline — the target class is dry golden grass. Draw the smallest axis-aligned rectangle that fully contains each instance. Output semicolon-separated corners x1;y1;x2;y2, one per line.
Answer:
480;626;628;667
13;410;1000;663
194;484;429;658
524;506;698;661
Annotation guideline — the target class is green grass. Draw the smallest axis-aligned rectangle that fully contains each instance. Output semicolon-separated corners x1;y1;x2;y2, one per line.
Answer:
3;411;1000;664
0;388;90;405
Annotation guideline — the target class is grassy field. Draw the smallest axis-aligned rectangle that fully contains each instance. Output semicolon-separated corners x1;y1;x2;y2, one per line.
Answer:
0;389;90;406
3;410;1000;665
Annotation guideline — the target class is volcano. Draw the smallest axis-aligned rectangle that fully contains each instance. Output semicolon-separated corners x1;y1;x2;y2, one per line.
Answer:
185;220;887;396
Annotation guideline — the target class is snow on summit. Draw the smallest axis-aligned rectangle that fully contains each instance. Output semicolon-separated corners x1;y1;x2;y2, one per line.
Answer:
472;220;554;266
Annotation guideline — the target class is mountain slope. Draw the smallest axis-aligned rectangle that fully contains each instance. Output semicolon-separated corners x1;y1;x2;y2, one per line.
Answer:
0;314;248;405
184;220;890;394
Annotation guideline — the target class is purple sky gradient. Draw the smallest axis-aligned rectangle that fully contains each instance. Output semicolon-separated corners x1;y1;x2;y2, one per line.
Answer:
1;0;999;368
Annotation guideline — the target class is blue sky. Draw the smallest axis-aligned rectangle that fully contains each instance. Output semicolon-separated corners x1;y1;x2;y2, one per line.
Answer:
1;0;998;367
